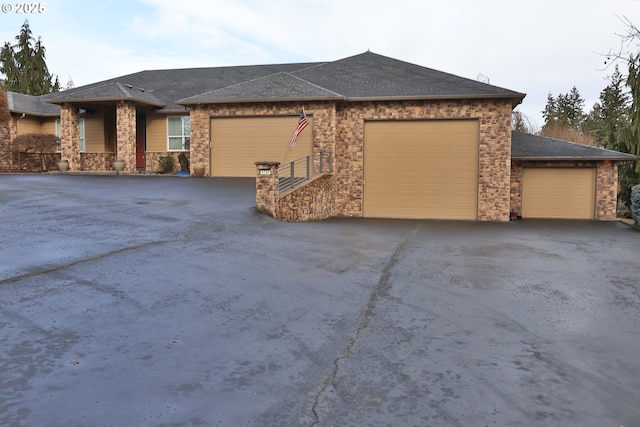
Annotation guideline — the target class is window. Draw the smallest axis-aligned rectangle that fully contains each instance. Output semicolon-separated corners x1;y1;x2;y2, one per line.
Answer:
55;119;61;152
168;116;190;151
79;119;85;152
55;119;85;152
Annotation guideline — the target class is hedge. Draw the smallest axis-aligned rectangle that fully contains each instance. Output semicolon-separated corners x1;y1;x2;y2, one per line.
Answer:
631;184;640;225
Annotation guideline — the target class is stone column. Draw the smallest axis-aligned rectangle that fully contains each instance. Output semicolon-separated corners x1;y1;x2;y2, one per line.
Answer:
255;161;280;218
189;106;208;174
116;100;136;172
0;114;16;170
60;104;80;170
596;161;618;221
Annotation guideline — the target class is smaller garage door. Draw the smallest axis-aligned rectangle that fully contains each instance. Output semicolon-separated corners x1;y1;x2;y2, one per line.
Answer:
210;116;312;177
522;168;595;219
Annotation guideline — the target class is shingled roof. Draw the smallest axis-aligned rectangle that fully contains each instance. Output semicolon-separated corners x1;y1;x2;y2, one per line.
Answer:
31;51;524;111
44;61;320;112
177;51;525;106
511;131;638;161
6;91;60;116
46;82;166;107
179;72;344;104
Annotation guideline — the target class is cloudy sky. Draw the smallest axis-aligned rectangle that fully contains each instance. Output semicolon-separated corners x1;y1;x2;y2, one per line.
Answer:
1;0;639;128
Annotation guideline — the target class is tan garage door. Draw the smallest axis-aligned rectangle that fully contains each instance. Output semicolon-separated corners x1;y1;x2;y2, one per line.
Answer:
522;168;595;219
363;120;479;219
210;116;312;177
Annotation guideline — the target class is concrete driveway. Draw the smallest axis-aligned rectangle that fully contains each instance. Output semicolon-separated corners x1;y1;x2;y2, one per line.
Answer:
1;175;639;427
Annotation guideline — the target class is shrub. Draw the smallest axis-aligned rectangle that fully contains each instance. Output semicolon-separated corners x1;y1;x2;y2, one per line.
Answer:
12;133;59;171
158;155;174;174
631;184;640;225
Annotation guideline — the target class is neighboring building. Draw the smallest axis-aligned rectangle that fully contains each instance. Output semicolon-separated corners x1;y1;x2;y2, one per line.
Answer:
0;51;636;221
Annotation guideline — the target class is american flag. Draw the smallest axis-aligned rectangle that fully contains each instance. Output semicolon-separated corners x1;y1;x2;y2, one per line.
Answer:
290;108;309;149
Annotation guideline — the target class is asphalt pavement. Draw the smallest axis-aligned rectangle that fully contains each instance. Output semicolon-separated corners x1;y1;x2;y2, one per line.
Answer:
1;174;639;427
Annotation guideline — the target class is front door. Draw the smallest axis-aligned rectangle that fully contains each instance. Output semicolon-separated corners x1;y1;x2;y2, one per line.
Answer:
136;113;146;169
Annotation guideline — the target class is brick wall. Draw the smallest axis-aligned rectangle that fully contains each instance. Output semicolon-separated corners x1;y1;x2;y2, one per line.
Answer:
190;102;337;177
277;175;335;221
255;162;280;218
81;152;115;171
196;99;513;221
146;152;190;173
510;160;618;221
334;99;513;221
510;162;523;216
255;161;334;221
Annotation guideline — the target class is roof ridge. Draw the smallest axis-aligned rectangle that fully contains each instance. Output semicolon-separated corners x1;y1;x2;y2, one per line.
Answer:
114;82;131;97
284;72;344;97
177;72;283;102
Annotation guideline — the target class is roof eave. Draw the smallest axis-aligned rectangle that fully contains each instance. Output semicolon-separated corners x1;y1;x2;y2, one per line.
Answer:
154;107;191;113
345;93;526;106
45;97;166;108
176;93;525;106
11;109;60;117
512;156;639;161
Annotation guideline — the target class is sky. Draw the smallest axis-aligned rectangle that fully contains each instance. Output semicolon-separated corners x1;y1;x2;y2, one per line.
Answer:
1;0;639;129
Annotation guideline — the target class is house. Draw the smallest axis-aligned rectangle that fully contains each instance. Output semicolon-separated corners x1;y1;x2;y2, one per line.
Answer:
0;51;636;221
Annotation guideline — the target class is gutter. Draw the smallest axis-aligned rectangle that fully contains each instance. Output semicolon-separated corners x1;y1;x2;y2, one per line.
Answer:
512;155;639;162
176;93;525;108
45;97;166;108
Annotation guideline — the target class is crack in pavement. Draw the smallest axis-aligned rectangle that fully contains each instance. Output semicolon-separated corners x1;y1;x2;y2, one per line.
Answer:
0;240;178;286
0;221;229;287
309;221;423;426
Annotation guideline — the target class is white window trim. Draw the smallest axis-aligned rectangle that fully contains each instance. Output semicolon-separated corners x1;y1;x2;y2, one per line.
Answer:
167;116;190;152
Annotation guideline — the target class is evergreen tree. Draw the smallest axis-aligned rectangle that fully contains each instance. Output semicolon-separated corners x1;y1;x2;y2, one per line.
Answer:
0;20;59;95
512;109;528;132
542;87;586;131
617;52;640;204
566;86;586;129
542;93;557;127
593;65;630;152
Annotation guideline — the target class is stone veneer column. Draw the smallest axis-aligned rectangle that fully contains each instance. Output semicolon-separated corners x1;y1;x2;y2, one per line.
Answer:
116;101;136;172
60;104;80;170
596;161;618;221
255;162;280;218
0;115;16;170
189;106;209;175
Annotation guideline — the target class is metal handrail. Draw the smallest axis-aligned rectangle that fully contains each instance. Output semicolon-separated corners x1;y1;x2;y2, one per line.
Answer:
279;151;333;191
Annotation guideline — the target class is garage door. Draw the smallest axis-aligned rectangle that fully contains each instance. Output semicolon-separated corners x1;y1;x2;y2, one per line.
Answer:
210;116;312;177
363;120;479;219
522;168;595;219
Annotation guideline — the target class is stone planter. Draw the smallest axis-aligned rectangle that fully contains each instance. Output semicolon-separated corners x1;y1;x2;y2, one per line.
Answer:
57;160;69;171
113;159;125;172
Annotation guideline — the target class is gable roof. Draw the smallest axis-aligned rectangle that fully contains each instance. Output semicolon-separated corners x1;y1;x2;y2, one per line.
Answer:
511;131;638;161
